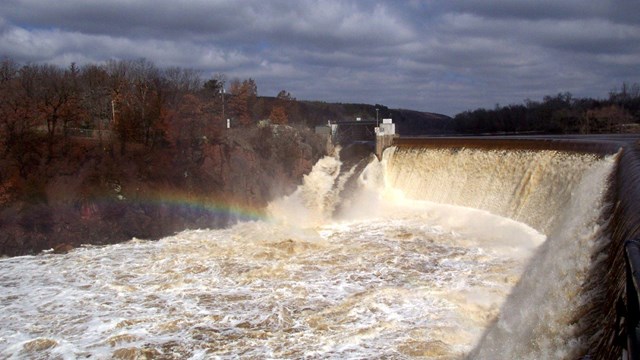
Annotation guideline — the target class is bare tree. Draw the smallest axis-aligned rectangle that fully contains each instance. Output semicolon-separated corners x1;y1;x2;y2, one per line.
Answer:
34;64;83;160
80;64;112;144
0;58;19;84
0;64;42;176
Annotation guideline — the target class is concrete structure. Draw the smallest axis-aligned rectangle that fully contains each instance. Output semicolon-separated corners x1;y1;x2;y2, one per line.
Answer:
316;120;376;146
374;118;396;159
313;118;398;159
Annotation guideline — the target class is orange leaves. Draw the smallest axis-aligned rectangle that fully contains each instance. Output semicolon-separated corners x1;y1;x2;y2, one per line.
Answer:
269;105;288;125
228;78;257;127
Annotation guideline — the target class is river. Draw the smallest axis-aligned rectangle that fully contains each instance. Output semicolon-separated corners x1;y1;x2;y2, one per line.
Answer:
0;147;616;359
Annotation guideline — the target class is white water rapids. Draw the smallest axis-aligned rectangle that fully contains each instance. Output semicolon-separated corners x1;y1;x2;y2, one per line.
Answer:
0;146;617;359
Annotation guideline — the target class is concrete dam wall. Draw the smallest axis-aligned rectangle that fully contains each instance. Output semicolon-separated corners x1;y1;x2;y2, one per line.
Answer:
386;136;640;359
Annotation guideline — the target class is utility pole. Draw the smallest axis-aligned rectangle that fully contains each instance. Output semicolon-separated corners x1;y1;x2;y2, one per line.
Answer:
376;108;379;126
221;87;225;123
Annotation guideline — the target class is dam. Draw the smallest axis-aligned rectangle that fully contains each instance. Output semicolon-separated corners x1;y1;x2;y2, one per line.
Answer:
391;136;640;359
1;135;639;358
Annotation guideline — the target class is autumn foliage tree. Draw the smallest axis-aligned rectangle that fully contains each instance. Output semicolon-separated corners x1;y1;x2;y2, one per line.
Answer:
269;106;288;125
584;105;633;133
168;94;207;160
228;78;257;127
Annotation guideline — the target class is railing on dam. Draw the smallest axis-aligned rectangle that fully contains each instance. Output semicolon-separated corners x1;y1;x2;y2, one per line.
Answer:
625;240;640;359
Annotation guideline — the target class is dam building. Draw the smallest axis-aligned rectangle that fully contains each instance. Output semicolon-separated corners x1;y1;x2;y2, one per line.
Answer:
316;118;397;159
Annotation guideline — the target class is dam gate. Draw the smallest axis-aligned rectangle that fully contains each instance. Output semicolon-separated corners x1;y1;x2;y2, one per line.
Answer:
315;119;396;159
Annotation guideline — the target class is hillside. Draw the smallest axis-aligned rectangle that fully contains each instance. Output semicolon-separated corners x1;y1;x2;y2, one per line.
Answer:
254;96;453;135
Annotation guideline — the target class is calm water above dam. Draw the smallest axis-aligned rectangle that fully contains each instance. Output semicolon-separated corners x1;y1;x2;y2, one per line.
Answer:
0;147;616;359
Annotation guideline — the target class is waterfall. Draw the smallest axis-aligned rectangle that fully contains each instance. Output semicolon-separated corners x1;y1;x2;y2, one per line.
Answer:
379;146;618;358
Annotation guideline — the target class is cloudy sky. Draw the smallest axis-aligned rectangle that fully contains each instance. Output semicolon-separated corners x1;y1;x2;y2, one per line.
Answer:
1;0;639;116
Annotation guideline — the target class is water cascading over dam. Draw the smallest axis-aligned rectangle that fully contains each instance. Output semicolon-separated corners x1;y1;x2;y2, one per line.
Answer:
381;144;617;359
0;138;636;359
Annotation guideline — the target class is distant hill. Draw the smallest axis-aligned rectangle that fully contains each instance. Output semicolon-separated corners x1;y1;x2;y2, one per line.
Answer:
388;108;453;135
254;97;453;136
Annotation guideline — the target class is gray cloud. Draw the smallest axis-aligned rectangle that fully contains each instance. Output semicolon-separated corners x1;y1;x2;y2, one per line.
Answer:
1;0;638;116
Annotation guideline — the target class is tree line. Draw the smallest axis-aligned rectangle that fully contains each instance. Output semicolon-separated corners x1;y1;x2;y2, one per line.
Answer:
452;83;640;134
0;57;334;256
0;57;304;175
4;55;636;165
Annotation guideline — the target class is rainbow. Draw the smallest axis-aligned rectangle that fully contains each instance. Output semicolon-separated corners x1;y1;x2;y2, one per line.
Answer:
81;189;269;224
147;191;268;222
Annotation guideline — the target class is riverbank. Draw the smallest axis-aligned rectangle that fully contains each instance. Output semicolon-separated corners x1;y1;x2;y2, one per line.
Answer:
0;125;327;256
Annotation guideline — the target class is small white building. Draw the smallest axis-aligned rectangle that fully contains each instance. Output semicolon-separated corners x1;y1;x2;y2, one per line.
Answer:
375;118;395;135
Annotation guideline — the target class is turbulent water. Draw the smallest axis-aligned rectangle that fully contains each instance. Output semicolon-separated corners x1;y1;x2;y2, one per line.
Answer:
0;146;617;359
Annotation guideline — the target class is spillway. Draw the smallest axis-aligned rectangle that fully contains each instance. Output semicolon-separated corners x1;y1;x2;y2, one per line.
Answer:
389;136;640;359
1;136;639;359
384;143;616;359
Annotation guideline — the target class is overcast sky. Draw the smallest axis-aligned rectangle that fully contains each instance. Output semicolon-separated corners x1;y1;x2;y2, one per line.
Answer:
1;0;639;116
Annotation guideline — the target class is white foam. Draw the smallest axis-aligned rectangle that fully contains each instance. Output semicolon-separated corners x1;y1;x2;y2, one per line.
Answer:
0;202;544;358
